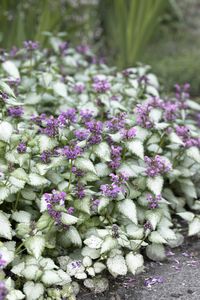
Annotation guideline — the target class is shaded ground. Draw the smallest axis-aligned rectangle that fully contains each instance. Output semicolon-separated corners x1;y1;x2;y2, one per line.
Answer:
78;236;200;300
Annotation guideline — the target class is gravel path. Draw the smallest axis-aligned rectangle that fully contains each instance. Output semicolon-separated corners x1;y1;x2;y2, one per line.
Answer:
78;236;200;300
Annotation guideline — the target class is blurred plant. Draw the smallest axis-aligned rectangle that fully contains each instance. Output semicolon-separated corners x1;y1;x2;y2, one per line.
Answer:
99;0;169;68
0;0;99;49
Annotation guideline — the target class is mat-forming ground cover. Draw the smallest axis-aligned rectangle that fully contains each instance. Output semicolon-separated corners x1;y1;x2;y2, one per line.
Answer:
0;39;200;300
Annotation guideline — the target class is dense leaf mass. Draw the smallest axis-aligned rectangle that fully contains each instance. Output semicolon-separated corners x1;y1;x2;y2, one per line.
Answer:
0;39;200;299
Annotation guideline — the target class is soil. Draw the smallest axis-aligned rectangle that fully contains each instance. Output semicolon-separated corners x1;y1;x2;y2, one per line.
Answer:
78;236;200;300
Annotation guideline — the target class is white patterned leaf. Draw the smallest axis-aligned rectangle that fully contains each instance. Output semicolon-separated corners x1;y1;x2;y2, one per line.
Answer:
93;142;111;162
61;213;78;225
29;173;48;186
126;140;144;160
23;282;44;300
12;211;31;223
147;176;164;195
107;255;127;277
100;235;117;254
0;211;12;240
53;81;67;98
2;60;20;78
118;198;138;224
177;212;195;222
25;236;45;259
75;157;97;174
146;243;166;261
0;121;13;142
84;235;103;249
146;209;162;230
186;147;200;163
125;252;144;275
149;231;167;244
41;270;62;285
189;217;200;236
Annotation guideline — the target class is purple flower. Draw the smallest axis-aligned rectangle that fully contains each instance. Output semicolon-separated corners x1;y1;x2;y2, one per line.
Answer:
75;184;85;199
10;46;19;57
185;137;200;149
44;190;66;225
24;40;39;51
145;155;172;177
31;113;46;125
41;116;59;137
86;120;103;134
176;125;190;141
144;221;153;231
17;142;27;154
58;108;77;126
109;145;122;170
76;44;90;54
100;183;122;198
0;91;9;101
106;113;126;132
7;106;24;117
41;150;51;163
135;103;153;128
88;134;102;145
80;109;94;121
59;42;69;55
74;83;85;94
7;77;20;86
121;127;137;139
0;282;7;300
147;194;161;209
92;77;111;93
72;166;84;177
175;83;190;101
162;101;178;121
67;207;75;215
74;129;90;141
110;172;129;185
63;144;82;159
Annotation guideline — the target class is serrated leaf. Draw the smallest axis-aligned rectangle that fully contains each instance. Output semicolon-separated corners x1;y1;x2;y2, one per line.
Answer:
146;243;166;261
177;212;195;222
75;157;97;174
28;173;48;186
6;289;25;300
38;135;57;152
64;226;82;247
23;282;44;300
149;108;162;123
41;270;62;285
12;211;31;223
100;235;117;254
107;255;127;277
2;60;20;78
25;236;45;259
0;186;10;202
187;99;200;110
93;142;111;162
126;140;144;160
53;81;67;98
189;217;200;236
0;211;12;239
118;198;138;224
61;212;78;225
0;121;13;142
149;231;167;244
84;235;103;249
95;163;110;177
147;175;164;195
146;209;162;230
0;81;16;98
186;147;200;163
125;252;144;275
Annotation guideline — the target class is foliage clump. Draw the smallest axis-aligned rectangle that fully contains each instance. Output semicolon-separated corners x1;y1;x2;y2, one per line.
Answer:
0;39;200;299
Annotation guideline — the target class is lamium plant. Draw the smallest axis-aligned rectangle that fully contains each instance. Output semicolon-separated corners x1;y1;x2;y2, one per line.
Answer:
0;38;200;300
